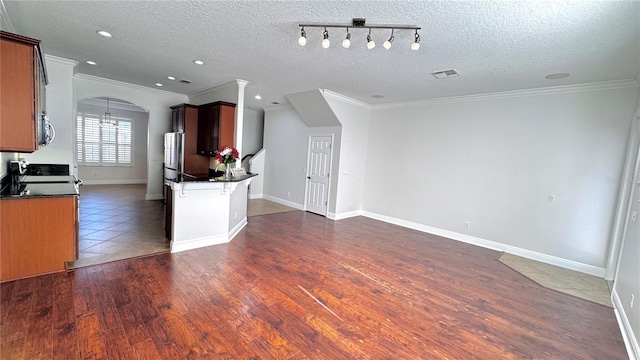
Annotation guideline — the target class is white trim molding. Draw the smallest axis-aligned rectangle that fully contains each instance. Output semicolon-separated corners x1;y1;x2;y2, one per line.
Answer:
322;89;371;110
327;210;361;220
612;290;640;360
359;210;606;277
170;234;228;253
262;195;303;210
373;79;639;110
74;73;187;97
248;193;263;200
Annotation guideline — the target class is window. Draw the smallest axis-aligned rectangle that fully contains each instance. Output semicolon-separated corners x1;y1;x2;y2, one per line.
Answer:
77;113;133;166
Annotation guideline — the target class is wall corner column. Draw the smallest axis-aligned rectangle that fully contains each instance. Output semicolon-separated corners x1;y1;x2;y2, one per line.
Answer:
235;79;248;168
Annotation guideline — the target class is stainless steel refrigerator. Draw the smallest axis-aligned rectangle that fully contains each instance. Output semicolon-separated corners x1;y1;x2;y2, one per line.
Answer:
164;132;184;183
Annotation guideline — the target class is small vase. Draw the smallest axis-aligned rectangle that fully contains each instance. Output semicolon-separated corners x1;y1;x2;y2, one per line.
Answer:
224;163;232;180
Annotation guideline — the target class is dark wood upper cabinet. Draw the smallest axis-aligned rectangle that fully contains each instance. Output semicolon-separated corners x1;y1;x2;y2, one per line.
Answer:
197;101;236;156
0;31;43;153
169;104;209;174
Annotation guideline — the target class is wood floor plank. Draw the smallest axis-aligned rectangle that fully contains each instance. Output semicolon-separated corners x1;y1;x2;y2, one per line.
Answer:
52;272;78;360
0;211;628;359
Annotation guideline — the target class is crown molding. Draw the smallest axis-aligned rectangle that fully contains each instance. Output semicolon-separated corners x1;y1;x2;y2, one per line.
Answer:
44;54;78;68
372;79;640;110
321;89;371;110
74;73;187;98
189;80;239;98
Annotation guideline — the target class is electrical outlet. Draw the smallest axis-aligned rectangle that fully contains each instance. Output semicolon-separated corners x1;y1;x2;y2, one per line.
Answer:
287;191;291;197
631;294;635;308
464;221;470;228
631;211;638;223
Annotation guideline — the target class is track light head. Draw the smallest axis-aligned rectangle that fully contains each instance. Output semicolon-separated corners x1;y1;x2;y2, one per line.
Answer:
298;27;307;46
322;27;330;48
367;29;375;49
383;29;395;50
411;30;420;50
342;30;351;48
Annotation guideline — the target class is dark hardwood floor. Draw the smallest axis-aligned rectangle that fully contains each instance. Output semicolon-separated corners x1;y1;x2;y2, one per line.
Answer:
0;212;627;359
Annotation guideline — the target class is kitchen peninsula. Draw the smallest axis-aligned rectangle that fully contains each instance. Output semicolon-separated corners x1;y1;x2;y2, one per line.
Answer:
165;173;256;253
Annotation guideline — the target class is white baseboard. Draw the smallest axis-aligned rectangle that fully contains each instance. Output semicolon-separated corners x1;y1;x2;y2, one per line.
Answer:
328;210;361;220
262;194;304;210
229;218;248;240
145;194;164;201
170;234;229;253
81;179;147;185
612;290;640;360
248;193;263;200
360;210;606;277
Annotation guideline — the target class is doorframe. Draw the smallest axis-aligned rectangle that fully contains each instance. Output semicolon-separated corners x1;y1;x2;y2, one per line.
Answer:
303;133;335;216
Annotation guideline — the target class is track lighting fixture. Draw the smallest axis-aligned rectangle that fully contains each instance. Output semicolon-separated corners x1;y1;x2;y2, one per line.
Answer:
383;29;395;50
298;27;307;46
297;18;421;51
366;29;375;49
411;30;420;50
342;28;351;48
322;27;330;48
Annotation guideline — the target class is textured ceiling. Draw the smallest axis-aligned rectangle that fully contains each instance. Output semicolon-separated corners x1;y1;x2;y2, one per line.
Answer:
4;0;639;110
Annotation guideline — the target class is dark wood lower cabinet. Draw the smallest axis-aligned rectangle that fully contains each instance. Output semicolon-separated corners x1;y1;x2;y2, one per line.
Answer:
0;196;77;282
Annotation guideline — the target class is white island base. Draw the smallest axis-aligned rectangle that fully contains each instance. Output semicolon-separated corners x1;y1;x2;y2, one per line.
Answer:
169;177;252;253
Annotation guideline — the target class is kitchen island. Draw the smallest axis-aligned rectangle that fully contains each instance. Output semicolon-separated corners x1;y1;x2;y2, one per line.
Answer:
166;173;257;253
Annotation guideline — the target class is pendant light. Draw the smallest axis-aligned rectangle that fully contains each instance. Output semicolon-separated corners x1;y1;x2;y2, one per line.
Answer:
100;97;117;128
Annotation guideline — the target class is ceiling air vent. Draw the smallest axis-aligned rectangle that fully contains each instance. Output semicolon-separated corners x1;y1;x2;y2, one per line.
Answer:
179;79;192;84
430;69;460;79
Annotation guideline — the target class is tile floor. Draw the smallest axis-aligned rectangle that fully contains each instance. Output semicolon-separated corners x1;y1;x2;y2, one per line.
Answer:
499;253;612;307
70;185;300;268
70;184;170;268
247;198;298;217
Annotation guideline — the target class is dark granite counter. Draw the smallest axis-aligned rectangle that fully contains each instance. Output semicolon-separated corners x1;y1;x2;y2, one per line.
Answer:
179;172;258;183
0;182;79;199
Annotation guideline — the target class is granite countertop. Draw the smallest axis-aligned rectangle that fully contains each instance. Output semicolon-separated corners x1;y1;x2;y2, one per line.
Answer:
0;182;79;199
19;175;78;184
180;172;258;183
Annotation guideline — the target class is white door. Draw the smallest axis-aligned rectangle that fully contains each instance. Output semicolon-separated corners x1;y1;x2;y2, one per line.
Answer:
305;135;332;216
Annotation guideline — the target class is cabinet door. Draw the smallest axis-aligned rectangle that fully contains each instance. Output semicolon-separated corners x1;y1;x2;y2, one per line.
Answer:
0;36;38;152
183;106;209;174
218;104;236;149
1;197;77;282
197;104;219;156
172;106;185;132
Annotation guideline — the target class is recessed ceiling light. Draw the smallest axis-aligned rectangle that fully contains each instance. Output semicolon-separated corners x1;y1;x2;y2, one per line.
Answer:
372;94;385;99
254;95;262;100
86;60;97;65
167;76;176;80
545;73;570;80
96;30;113;38
193;60;205;65
155;83;163;87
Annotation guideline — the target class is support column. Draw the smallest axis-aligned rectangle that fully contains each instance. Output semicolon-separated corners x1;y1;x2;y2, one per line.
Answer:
234;79;248;168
